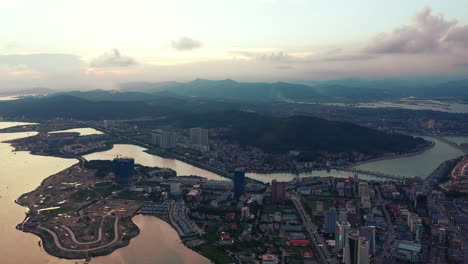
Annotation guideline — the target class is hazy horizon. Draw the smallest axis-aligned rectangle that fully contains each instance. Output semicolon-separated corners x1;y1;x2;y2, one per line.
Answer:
1;1;468;91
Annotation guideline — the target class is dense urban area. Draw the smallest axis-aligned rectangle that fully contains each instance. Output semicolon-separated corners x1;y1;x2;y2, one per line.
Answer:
0;119;466;264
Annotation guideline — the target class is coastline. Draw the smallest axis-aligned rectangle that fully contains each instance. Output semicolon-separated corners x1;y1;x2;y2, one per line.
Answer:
14;161;142;260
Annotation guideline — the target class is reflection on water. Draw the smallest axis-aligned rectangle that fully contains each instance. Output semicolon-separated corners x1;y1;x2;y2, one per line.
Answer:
0;96;19;101
356;100;468;113
49;127;104;136
319;100;468;113
0;122;209;264
248;137;466;181
84;144;227;181
92;215;210;264
0;125;78;264
444;136;468;145
355;137;465;178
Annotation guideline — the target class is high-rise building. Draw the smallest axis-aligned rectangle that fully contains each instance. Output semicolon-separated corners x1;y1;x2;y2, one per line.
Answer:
344;230;359;264
324;209;337;234
271;180;286;202
358;237;370;264
233;168;245;199
113;157;135;185
336;220;351;251
151;130;176;149
190;128;209;151
359;226;376;254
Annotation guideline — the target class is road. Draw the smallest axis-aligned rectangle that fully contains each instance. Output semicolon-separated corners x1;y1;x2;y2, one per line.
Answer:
374;185;396;262
291;193;338;264
38;217;120;252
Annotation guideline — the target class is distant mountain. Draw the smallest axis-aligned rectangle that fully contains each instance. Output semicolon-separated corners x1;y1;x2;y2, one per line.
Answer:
120;81;180;93
418;79;468;98
118;78;468;102
293;78;468;100
49;90;163;102
0;87;56;96
120;79;326;102
167;110;429;156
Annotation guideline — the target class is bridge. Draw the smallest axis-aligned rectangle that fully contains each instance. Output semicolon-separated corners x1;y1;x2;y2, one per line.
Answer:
334;167;404;181
433;135;468;154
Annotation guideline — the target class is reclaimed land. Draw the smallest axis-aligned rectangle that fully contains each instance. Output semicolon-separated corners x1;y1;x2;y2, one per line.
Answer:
16;161;141;260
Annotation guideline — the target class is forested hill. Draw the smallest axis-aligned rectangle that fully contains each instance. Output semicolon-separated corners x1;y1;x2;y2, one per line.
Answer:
167;111;429;156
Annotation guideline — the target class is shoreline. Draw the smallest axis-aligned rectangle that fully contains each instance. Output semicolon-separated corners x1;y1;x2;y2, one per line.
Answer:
0;122;445;182
14;160;142;260
1;127;436;181
348;141;436;168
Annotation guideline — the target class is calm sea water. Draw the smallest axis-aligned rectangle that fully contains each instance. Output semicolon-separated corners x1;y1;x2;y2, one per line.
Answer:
0;123;208;264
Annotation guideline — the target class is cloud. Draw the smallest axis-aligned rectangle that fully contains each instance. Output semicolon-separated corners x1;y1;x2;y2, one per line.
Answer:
0;53;84;73
231;50;295;62
320;53;376;62
171;37;202;51
445;26;468;47
276;65;295;70
366;6;458;54
90;49;136;67
0;64;42;79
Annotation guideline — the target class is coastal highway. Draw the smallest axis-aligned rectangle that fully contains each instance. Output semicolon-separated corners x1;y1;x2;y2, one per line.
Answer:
291;193;338;264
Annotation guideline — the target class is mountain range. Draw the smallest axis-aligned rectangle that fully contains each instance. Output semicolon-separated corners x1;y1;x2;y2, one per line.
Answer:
118;78;468;102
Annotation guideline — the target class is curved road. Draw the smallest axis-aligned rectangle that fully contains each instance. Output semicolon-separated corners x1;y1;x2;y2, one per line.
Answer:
38;217;119;252
60;217;105;245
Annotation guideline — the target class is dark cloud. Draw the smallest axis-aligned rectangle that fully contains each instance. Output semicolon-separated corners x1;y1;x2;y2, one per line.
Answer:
90;49;136;67
366;6;459;54
171;37;202;51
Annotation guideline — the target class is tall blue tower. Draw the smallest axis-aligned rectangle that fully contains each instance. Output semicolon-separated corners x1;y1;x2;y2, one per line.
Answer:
113;157;135;185
233;168;245;199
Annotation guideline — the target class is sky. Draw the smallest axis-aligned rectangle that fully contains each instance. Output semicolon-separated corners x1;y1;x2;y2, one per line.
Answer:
1;0;468;90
